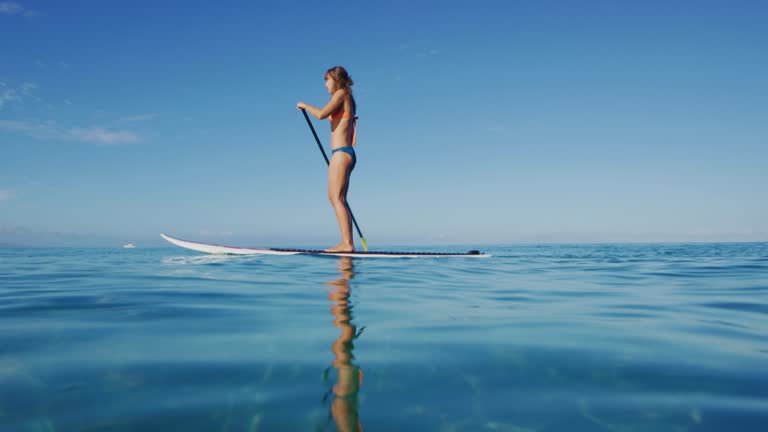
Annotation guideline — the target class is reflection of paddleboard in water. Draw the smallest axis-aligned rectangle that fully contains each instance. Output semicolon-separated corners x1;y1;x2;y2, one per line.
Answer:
122;243;136;249
160;234;490;258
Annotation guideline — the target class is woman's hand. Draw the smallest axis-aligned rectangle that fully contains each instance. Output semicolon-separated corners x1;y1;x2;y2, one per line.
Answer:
297;102;308;110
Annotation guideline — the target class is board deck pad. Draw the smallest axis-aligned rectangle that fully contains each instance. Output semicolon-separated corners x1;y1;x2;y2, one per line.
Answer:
160;234;490;258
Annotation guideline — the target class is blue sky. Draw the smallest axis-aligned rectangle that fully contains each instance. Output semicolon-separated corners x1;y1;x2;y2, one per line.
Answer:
1;0;767;247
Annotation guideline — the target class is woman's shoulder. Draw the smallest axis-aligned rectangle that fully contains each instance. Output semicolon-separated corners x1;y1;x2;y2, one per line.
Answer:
333;89;350;98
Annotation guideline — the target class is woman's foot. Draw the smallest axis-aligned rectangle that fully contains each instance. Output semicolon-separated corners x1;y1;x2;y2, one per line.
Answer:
325;243;355;253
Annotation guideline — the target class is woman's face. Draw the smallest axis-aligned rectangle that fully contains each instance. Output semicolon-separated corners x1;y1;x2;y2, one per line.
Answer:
325;76;336;94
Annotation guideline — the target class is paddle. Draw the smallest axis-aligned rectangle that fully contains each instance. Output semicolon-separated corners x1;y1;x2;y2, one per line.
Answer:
301;108;369;251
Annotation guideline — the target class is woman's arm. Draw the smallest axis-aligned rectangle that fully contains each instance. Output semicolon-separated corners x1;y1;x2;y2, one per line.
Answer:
297;90;346;119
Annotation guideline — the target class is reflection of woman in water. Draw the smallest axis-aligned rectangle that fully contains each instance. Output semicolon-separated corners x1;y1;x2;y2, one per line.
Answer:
325;257;363;431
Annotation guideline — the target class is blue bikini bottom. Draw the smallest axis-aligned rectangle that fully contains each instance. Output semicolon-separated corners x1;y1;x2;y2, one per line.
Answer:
332;146;356;170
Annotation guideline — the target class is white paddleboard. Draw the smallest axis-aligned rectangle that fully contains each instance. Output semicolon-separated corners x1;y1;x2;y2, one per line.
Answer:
160;234;490;258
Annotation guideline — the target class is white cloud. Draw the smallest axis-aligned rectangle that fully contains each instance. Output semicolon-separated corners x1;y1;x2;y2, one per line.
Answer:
120;113;160;122
0;190;15;201
0;120;59;139
21;82;37;95
0;81;39;110
0;88;22;109
69;127;140;145
0;120;141;145
0;2;22;14
0;2;40;16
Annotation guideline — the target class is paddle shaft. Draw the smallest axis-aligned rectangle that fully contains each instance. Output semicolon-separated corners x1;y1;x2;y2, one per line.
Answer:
301;108;368;250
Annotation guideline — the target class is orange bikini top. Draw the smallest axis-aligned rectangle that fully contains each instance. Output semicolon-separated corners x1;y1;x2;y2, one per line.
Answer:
330;107;357;146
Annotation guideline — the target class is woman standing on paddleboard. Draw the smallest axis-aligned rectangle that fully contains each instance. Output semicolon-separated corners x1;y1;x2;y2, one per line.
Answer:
297;66;358;253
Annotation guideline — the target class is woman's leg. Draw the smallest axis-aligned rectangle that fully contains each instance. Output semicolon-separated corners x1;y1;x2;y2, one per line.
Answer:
326;152;355;252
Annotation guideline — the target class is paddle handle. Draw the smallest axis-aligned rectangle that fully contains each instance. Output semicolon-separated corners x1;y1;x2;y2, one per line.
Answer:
301;108;368;251
302;108;330;165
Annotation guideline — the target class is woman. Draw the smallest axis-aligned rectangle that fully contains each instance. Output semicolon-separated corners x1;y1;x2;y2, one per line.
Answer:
297;66;358;253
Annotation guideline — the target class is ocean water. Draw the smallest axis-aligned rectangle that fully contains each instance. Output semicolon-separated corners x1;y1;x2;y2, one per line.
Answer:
1;243;767;432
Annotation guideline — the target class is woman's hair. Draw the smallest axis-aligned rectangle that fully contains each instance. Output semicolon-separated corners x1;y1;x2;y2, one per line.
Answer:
325;66;354;93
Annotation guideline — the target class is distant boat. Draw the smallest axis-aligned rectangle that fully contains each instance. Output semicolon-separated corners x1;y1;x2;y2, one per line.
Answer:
122;243;136;249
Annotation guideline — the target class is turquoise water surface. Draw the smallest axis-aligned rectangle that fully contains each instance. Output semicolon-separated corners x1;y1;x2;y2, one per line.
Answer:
1;243;767;431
